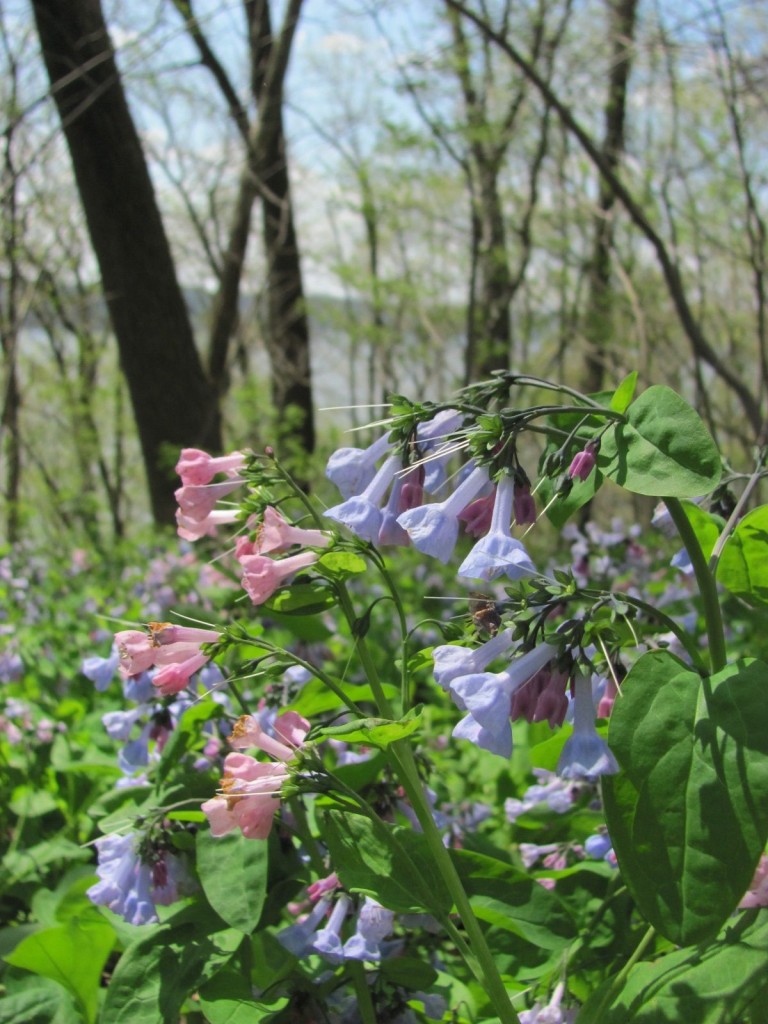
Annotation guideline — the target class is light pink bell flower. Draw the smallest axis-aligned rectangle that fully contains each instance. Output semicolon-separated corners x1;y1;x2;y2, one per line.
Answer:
175;479;244;523
176;448;246;487
240;550;320;605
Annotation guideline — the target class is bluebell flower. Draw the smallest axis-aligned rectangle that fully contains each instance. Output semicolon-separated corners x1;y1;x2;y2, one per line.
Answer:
433;629;515;691
277;895;333;956
82;646;120;691
343;898;395;961
122;671;155;703
87;833;156;925
458;476;536;582
585;833;613;860
310;893;352;964
326;434;392;499
325;456;400;542
557;673;619;781
449;643;558;758
397;464;490;562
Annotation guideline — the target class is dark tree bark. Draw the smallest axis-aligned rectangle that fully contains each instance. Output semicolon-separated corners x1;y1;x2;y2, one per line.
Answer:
582;0;639;395
31;0;222;525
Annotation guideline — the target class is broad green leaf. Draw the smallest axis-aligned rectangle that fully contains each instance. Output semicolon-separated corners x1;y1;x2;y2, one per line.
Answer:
603;652;768;944
578;910;768;1023
317;551;367;579
317;706;423;748
196;830;268;933
1;839;91;885
677;500;723;561
379;957;439;991
717;505;768;606
321;810;451;916
287;677;398;716
9;788;59;818
0;981;81;1024
450;849;575;951
4;918;115;1024
265;581;337;616
600;386;721;497
198;967;280;1023
610;372;638;414
100;904;243;1024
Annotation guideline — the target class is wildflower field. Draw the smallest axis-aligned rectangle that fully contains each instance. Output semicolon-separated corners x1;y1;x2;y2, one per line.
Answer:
2;372;768;1023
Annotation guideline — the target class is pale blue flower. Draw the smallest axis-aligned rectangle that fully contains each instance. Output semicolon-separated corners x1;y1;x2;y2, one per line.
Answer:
310;893;352;963
82;647;120;691
343;898;395;961
557;673;619;781
277;895;333;957
458;475;536;581
87;833;156;925
325;456;400;542
397;464;490;562
432;629;514;691
326;434;392;499
449;643;558;758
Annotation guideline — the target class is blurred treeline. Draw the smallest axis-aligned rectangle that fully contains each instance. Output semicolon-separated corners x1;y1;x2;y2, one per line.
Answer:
1;0;766;545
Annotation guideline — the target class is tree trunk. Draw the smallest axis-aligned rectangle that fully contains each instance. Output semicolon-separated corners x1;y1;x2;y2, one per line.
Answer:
31;0;221;524
249;0;315;463
582;0;638;395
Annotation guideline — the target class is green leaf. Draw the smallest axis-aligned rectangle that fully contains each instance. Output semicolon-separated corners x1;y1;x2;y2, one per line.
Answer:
317;706;423;748
287;678;398;717
379;957;439;991
675;500;723;562
265;581;337;616
603;652;768;944
317;551;367;579
196;830;268;933
198;966;277;1023
100;905;243;1024
610;372;638;414
717;505;768;606
600;386;721;497
4;919;115;1024
450;849;575;951
578;910;768;1023
0;981;81;1024
321;810;451;916
9;788;60;818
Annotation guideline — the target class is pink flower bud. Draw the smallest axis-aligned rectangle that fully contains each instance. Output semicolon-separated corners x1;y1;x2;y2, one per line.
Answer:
568;443;598;482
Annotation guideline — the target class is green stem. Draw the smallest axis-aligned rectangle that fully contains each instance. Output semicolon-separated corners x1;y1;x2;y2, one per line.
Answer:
391;739;520;1024
590;924;656;1020
347;960;377;1024
664;497;727;673
709;445;767;571
335;582;519;1023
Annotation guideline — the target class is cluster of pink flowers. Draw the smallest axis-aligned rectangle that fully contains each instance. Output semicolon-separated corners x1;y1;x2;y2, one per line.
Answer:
174;446;333;607
234;506;331;606
174;448;247;541
114;622;223;697
202;710;310;840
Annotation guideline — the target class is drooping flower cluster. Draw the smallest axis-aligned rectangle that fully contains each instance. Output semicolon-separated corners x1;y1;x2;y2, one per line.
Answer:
174;448;247;541
324;413;538;578
434;630;618;780
115;622;223;698
202;709;311;840
87;832;194;925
